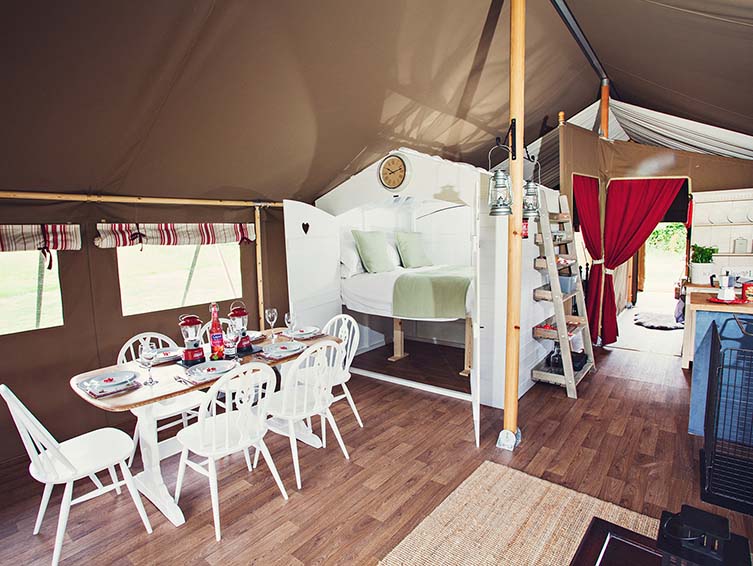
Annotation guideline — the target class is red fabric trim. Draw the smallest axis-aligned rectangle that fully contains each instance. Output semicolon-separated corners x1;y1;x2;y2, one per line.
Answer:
600;178;686;344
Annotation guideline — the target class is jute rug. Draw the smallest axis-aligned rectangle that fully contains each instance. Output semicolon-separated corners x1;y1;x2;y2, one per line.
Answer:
380;461;659;565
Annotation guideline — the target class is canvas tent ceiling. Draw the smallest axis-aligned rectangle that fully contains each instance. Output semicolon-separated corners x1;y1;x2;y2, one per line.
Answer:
0;0;596;206
1;1;752;204
494;98;753;188
567;0;753;137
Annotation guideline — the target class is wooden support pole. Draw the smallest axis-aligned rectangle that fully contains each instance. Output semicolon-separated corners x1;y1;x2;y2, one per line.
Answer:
503;0;526;435
599;78;610;138
460;317;473;377
254;206;265;330
388;318;408;362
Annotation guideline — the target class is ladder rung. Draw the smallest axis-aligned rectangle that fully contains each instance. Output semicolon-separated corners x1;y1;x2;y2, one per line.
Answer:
534;233;573;246
533;285;577;303
534;257;576;271
532;317;587;341
531;358;594;387
549;212;571;222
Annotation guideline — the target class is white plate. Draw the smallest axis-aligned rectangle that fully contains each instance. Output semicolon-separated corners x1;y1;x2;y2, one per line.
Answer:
708;209;727;225
246;330;264;341
291;326;320;337
87;371;137;389
186;360;237;379
262;341;306;358
153;347;182;361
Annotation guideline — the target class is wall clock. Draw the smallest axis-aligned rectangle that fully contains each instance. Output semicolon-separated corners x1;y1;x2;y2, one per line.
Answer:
378;152;411;191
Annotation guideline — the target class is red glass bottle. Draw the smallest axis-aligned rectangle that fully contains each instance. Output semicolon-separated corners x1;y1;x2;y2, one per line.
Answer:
209;302;225;360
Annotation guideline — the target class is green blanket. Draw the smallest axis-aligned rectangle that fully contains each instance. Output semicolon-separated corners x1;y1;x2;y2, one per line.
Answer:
393;266;473;319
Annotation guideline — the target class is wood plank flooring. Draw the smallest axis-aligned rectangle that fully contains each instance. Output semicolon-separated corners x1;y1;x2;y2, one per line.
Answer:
0;346;751;565
352;340;470;394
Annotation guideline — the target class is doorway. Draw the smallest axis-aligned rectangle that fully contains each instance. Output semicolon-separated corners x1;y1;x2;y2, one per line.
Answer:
611;222;687;356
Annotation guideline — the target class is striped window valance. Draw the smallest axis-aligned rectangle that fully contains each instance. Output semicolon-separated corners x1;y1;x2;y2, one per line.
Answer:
0;224;82;252
94;223;256;248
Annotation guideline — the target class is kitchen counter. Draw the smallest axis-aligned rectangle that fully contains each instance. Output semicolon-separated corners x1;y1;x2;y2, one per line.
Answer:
688;300;753;436
681;284;751;368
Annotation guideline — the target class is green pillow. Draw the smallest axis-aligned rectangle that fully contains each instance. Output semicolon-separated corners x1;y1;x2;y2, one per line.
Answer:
351;230;394;273
396;232;433;268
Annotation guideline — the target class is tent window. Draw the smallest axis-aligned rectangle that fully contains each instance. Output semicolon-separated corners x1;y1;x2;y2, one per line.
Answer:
0;250;64;336
117;243;243;316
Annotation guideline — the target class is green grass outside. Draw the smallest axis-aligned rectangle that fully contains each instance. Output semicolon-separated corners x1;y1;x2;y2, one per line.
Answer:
0;244;243;335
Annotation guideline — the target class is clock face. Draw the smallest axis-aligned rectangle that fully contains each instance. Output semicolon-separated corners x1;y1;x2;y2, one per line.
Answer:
379;154;408;190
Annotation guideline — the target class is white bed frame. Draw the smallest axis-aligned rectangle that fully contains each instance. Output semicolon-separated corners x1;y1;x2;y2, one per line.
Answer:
284;149;483;445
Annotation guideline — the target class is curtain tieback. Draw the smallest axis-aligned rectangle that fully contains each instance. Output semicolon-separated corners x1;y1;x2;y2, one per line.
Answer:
592;258;604;265
605;268;616;275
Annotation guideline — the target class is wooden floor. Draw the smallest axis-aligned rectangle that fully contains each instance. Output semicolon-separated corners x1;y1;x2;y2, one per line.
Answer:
352;339;470;394
0;347;751;565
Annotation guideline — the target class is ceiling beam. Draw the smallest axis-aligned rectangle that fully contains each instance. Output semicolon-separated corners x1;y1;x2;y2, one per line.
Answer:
549;0;611;85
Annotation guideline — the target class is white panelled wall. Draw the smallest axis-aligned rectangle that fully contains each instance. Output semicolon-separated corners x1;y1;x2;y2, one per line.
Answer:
313;148;554;410
692;188;753;277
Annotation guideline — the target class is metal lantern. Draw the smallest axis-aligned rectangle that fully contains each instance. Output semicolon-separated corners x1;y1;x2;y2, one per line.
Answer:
488;169;512;216
522;180;540;220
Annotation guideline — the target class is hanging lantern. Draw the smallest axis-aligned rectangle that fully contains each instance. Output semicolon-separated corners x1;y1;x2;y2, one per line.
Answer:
488;169;512;216
522;180;540;220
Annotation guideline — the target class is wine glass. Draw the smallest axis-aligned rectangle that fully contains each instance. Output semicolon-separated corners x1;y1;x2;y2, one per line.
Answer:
265;307;278;342
139;341;158;386
223;327;240;361
284;312;296;338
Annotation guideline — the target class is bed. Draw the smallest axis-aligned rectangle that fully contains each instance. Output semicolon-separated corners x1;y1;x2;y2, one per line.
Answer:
341;265;474;320
342;264;474;374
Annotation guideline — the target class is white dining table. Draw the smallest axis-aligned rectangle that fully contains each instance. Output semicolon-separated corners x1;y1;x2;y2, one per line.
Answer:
69;330;334;526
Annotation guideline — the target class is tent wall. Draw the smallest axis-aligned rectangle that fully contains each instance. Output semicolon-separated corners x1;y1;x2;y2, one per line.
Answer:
560;123;753;207
0;201;288;464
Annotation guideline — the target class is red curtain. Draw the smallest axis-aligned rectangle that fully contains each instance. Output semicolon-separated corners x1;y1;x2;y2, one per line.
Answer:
600;178;685;344
573;175;602;343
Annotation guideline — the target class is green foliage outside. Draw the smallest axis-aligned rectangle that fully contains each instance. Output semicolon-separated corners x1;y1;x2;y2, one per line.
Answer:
646;222;687;255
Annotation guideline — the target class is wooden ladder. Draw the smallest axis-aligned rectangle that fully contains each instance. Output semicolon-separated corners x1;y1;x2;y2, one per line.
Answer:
531;193;595;399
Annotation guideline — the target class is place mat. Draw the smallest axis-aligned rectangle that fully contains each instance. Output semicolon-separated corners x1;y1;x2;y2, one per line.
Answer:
79;380;142;399
380;461;658;566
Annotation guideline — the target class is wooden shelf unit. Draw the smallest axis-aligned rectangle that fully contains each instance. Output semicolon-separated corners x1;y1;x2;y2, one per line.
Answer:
530;193;595;399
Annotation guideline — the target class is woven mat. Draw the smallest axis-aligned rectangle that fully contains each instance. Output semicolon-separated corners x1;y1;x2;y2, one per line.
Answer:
380;461;659;566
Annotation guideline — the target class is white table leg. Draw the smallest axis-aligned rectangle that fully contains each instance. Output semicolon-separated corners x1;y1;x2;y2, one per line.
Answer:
133;404;186;526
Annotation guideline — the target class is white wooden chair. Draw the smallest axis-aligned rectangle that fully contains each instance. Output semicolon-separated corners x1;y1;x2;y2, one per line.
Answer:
266;340;350;490
321;315;363;440
200;318;231;345
174;362;288;541
0;384;152;566
118;332;207;467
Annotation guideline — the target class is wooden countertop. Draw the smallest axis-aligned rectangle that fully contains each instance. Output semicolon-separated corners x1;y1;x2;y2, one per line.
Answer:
688;292;753;314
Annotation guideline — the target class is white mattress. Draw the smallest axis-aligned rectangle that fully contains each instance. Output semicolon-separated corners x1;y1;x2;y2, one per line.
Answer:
341;265;474;321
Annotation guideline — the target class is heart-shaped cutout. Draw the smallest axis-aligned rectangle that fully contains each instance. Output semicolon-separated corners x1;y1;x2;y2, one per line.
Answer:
302;222;310;234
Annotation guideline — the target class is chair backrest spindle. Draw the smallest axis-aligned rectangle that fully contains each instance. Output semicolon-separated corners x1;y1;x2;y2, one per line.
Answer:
196;363;276;453
0;384;76;481
277;340;343;419
323;315;360;377
117;332;178;365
